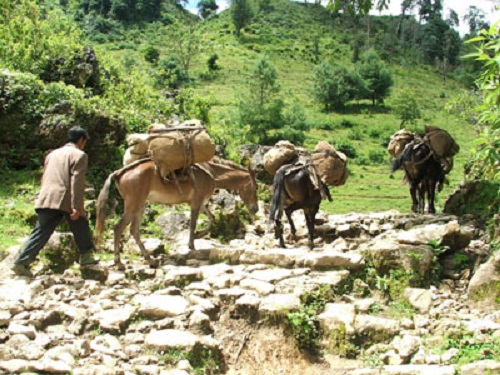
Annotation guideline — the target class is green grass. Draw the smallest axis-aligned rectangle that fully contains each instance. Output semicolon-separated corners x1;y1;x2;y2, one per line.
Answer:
0;170;40;255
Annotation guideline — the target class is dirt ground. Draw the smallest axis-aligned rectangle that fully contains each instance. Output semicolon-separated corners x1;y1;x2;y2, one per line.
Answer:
214;309;362;375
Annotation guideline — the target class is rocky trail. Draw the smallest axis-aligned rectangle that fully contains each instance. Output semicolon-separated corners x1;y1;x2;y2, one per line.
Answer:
1;205;499;375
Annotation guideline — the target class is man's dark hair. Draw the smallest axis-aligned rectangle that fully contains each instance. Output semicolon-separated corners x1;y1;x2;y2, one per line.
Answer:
68;126;90;143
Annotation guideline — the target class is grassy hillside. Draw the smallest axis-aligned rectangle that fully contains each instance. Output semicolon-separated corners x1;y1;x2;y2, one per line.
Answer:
0;0;476;252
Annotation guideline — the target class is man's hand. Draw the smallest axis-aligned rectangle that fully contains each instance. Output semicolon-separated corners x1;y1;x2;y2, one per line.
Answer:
70;209;81;221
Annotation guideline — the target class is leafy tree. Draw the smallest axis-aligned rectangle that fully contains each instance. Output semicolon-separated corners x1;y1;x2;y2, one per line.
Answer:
197;0;218;19
446;9;459;29
463;6;488;36
393;91;421;129
169;24;201;74
312;61;362;111
144;46;160;66
327;0;389;16
357;49;393;106
238;57;285;144
421;17;461;66
230;0;253;37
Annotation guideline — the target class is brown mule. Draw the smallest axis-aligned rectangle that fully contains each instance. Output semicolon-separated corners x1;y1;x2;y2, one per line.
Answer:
95;157;258;269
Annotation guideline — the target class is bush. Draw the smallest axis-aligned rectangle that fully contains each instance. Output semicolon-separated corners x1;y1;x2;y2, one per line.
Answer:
368;150;386;164
207;53;220;71
144;46;160;65
333;139;357;158
338;118;356;128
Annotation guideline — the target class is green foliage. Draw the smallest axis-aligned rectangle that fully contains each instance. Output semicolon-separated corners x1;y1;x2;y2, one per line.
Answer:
442;334;500;365
39;234;79;274
156;56;190;89
392;91;421;129
357;49;394;106
207;53;220;71
0;1;83;74
144;46;160;65
312;62;363;111
198;0;218;19
72;0;164;26
0;170;38;256
421;17;461;66
286;285;335;353
209;205;252;243
187;343;224;374
169;24;202;74
328;0;389;16
333;139;357;159
427;239;450;285
239;56;300;145
230;0;254;37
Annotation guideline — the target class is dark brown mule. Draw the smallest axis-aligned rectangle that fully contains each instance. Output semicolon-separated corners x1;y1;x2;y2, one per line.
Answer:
95;158;258;269
269;163;330;249
392;140;443;214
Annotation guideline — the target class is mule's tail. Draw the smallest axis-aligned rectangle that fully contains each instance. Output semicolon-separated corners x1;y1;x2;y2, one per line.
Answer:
95;171;118;244
269;167;287;222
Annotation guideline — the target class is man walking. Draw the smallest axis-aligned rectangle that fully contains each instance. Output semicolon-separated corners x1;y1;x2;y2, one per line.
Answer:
11;126;98;277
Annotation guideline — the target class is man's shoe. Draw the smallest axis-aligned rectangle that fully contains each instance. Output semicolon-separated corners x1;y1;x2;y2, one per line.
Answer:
80;252;99;266
11;263;33;277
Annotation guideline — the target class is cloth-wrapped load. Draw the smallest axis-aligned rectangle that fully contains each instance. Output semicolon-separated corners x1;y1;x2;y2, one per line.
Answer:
312;140;349;187
263;140;298;175
148;119;215;178
424;125;459;158
387;129;415;158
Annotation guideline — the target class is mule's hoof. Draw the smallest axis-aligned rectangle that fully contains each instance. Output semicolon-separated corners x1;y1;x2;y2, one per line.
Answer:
114;262;126;271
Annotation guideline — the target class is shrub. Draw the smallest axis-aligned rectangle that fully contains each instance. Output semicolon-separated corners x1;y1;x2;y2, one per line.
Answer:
368;150;386;164
144;46;160;65
333;139;357;158
338;118;356;128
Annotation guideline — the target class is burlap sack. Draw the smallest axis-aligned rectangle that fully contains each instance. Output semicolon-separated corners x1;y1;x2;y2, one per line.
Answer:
424;125;459;158
126;133;150;155
312;141;348;186
123;148;148;166
263;141;298;175
313;141;349;187
148;126;215;177
387;129;414;158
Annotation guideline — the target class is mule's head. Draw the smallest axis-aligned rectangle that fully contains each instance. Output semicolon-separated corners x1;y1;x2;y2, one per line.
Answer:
239;167;259;215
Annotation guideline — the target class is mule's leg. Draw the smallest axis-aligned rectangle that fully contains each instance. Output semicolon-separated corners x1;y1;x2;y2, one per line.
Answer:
130;209;158;268
284;206;298;242
195;205;214;239
113;211;135;270
304;204;319;250
274;216;286;248
188;205;202;250
304;209;314;250
409;182;419;213
418;182;426;214
427;179;437;214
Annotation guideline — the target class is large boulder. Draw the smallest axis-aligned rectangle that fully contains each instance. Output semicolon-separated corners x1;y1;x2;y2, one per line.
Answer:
468;251;500;310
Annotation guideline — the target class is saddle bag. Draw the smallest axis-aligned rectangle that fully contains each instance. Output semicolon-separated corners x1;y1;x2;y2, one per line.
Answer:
312;140;349;187
424;125;459;158
263;140;298;175
387;129;414;158
148;119;215;178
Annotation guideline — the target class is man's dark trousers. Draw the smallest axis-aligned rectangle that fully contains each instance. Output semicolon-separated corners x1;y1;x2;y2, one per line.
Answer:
14;208;94;266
